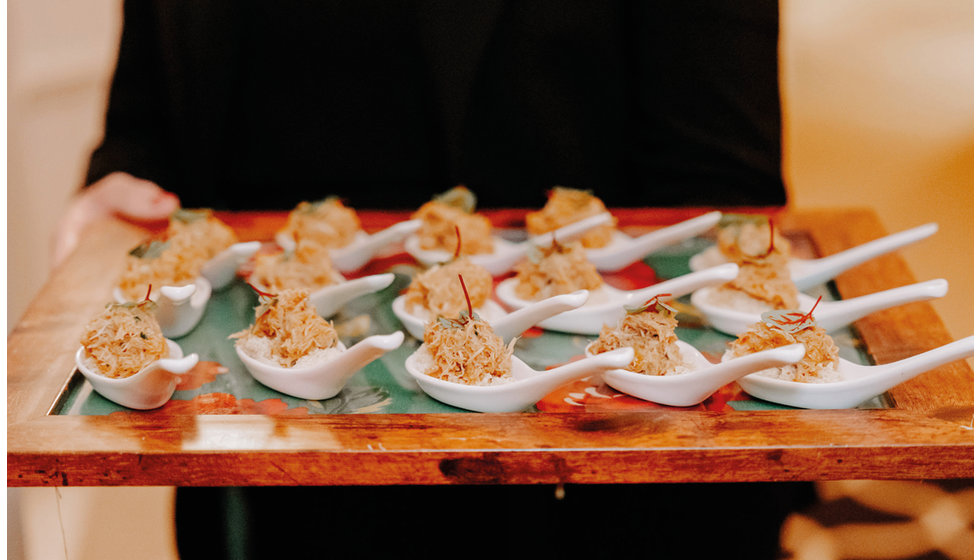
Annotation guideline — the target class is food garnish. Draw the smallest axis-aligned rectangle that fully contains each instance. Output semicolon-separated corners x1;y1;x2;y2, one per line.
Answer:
281;196;361;249
412;186;494;255
588;293;688;376
728;299;839;383
79;284;168;379
421;275;515;386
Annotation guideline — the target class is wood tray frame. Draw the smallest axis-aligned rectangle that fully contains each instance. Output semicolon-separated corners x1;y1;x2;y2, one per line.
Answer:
8;208;973;486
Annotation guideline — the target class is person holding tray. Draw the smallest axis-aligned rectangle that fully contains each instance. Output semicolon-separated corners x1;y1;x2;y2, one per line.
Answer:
55;2;811;559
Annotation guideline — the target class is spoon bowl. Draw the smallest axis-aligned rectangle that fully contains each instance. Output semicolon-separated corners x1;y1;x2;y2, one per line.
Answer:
405;213;615;276
200;241;262;290
237;331;405;400
596;341;805;407
276;219;423;273
495;263;739;335
734;336;974;409
689;223;938;291
691;278;948;336
75;339;199;409
405;346;634;412
114;277;212;339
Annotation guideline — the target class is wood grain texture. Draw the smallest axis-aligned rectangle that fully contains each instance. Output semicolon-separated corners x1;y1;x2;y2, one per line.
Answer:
7;208;973;487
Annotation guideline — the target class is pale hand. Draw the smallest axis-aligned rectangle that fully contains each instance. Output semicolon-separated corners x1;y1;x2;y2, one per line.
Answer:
52;172;181;266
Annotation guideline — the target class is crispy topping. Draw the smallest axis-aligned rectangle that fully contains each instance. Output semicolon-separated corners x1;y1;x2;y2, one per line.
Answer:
232;288;339;368
412;187;494;256
281;197;361;249
249;239;338;293
514;240;602;300
588;297;687;376
526;187;617;249
729;308;839;383
80;295;168;378
404;258;493;319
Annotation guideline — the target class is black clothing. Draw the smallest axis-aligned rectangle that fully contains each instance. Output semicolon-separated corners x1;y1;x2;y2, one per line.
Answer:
89;3;801;558
86;0;786;210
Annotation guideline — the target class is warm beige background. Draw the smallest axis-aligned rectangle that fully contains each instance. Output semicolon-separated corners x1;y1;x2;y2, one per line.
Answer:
7;1;973;559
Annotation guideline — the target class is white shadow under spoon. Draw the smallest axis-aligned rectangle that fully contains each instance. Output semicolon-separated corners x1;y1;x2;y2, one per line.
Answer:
586;211;722;272
689;223;938;291
597;342;805;407
691;278;948;336
405;213;614;276
75;339;199;410
405;346;634;412
113;278;212;339
237;331;405;400
734;336;974;409
495;263;739;335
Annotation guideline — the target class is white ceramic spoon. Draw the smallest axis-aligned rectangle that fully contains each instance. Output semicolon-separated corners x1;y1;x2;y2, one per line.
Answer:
691;278;948;336
113;278;212;339
405;346;634;412
586;211;722;272
689;223;938;291
75;339;199;410
733;336;974;409
596;342;805;407
237;331;405;400
405;213;614;276
495;263;739;335
200;241;262;290
308;273;396;318
392;289;588;341
276;219;423;273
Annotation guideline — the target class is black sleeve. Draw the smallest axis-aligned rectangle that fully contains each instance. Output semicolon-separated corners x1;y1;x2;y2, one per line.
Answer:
85;0;176;188
626;0;786;206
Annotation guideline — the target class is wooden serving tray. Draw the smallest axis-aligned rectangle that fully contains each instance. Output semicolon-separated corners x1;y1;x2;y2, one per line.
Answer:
7;208;973;486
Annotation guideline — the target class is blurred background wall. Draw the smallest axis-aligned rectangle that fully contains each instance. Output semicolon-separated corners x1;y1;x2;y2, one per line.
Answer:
7;1;972;559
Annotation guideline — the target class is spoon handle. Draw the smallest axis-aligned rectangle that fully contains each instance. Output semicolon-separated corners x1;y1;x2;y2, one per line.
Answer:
328;332;406;381
816;279;948;332
868;336;974;384
311;273;395;317
794;223;938;290
626;263;738;303
490;290;589;342
591;211;722;272
534;347;635;382
703;344;805;388
526;213;615;248
332;220;422;272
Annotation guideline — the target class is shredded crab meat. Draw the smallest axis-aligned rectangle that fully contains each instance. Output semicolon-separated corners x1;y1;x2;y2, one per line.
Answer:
587;308;687;376
716;221;791;262
411;201;495;255
232;288;339;368
281;197;362;249
716;254;799;310
249;239;338;292
514;240;602;300
166;209;238;259
729;321;839;382
422;314;515;386
80;302;168;379
404;258;492;318
117;209;237;300
526;187;617;249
